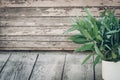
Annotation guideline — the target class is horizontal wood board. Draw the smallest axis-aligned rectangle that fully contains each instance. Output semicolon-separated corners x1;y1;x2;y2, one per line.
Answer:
0;0;120;7
0;7;120;17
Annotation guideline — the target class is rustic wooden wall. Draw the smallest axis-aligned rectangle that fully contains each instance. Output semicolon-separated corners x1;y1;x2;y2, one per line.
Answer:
0;0;120;50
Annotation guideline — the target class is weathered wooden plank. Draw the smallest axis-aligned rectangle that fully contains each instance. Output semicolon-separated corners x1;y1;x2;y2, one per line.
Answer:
63;53;93;80
0;17;73;27
0;7;119;17
1;16;120;27
0;0;120;7
30;52;65;80
0;35;71;41
0;47;76;50
0;41;79;48
95;62;102;80
0;52;10;72
0;27;78;35
0;52;38;80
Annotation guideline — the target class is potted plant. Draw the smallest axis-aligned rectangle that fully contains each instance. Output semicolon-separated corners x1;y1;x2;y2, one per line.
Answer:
65;9;120;80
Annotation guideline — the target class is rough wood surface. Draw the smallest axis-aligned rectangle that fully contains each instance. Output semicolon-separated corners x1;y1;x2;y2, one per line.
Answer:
0;0;120;7
95;62;103;80
0;52;38;80
63;53;93;80
0;46;78;50
0;47;76;50
0;41;79;49
0;52;10;71
30;52;66;80
0;27;78;35
0;35;70;41
0;7;119;17
0;17;73;27
0;0;119;50
0;51;102;80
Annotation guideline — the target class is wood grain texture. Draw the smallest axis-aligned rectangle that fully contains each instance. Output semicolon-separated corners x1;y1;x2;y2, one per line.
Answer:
0;27;78;35
0;7;120;17
0;40;79;48
0;52;10;71
0;51;103;79
0;35;71;41
0;0;120;7
95;62;103;80
63;53;93;80
0;0;120;50
0;17;73;27
30;52;65;80
0;52;38;80
0;47;76;50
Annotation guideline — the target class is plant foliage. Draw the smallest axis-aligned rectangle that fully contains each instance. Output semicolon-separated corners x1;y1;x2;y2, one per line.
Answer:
65;8;120;66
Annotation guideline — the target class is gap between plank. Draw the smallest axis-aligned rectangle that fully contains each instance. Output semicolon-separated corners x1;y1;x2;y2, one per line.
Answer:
61;53;67;80
28;53;39;80
93;55;96;80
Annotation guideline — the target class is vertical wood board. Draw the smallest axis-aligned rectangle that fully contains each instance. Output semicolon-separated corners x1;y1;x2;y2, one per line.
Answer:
63;53;93;80
0;52;10;71
30;52;66;80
